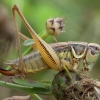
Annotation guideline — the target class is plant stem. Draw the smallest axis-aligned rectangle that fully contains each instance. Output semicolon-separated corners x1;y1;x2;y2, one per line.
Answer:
31;93;43;100
22;46;33;56
39;31;49;39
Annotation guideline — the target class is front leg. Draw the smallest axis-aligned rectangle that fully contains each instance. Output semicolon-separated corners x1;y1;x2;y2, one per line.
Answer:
72;58;79;71
60;58;80;79
83;60;89;70
60;59;72;79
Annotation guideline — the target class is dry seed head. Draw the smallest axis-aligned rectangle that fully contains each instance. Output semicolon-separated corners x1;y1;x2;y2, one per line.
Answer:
52;70;99;100
46;17;65;36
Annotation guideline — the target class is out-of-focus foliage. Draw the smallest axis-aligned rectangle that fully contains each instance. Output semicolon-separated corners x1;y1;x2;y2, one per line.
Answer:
0;2;15;68
0;0;100;100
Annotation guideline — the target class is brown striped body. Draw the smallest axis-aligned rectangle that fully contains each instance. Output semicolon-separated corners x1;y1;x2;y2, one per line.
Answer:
11;51;49;73
1;42;100;76
7;42;72;74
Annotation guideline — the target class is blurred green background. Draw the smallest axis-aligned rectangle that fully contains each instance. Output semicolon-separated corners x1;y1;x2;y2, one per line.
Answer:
0;0;100;100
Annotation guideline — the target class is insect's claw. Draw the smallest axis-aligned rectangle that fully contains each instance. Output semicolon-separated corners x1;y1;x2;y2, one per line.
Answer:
4;77;13;85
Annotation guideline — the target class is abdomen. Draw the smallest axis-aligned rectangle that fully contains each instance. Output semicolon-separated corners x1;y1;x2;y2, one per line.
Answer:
10;51;49;73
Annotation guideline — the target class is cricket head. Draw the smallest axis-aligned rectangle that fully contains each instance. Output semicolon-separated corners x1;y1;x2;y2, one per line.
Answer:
85;43;100;69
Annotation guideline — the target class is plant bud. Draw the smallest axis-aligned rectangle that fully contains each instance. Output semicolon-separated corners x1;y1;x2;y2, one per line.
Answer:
46;18;65;36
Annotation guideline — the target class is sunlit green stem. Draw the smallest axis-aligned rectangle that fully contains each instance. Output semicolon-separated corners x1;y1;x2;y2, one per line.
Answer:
31;93;43;100
63;65;72;79
23;46;33;56
39;31;49;39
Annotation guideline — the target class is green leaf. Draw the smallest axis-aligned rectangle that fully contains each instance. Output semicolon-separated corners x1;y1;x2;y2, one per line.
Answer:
38;80;52;84
13;78;51;89
0;80;52;95
0;80;33;93
13;78;52;95
23;39;34;46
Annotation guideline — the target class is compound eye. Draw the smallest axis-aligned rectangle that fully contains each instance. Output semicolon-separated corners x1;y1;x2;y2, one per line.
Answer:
91;48;97;55
90;46;100;55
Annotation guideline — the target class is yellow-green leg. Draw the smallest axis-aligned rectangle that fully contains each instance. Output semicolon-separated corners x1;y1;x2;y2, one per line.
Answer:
63;64;72;79
61;59;72;79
